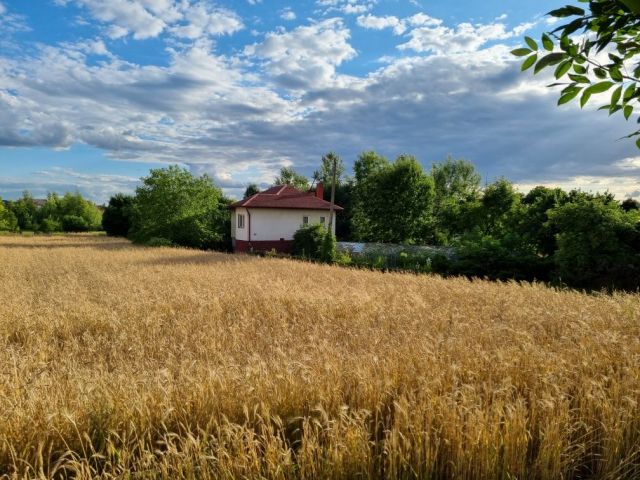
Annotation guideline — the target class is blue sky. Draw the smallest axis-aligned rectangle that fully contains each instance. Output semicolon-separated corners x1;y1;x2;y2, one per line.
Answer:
1;0;639;202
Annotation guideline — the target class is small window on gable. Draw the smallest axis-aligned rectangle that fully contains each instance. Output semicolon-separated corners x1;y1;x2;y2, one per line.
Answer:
319;216;326;224
237;214;245;229
302;216;309;225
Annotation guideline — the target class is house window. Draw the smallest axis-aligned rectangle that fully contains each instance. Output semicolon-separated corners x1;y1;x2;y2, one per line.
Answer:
302;216;309;225
319;216;326;224
237;214;245;229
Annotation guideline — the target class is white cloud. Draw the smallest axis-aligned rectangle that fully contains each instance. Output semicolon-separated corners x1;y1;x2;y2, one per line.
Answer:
0;3;5;16
280;8;296;21
58;0;243;40
398;19;534;54
316;0;375;15
356;14;406;35
246;19;357;90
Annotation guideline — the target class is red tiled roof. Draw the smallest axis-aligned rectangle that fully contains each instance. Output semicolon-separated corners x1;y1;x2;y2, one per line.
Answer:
230;185;343;211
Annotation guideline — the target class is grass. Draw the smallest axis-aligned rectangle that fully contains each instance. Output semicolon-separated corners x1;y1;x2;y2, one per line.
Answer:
0;234;638;479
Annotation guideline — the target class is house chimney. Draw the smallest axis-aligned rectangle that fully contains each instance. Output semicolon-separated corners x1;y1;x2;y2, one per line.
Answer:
316;182;324;199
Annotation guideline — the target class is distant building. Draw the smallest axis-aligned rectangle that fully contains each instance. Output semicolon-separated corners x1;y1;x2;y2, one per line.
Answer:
229;183;342;253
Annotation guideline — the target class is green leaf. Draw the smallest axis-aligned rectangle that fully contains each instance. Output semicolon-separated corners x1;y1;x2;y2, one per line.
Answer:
611;85;623;106
521;54;538;71
511;48;533;57
584;81;615;95
554;60;572;78
635;137;640;149
568;73;590;83
580;90;592;108
558;88;582;105
610;67;623;81
534;52;567;74
542;34;554;51
624;104;634;120
525;36;538;51
573;64;587;74
594;67;607;79
548;6;585;17
623;84;636;103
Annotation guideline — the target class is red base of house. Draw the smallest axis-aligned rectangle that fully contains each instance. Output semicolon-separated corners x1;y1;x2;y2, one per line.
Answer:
234;239;294;254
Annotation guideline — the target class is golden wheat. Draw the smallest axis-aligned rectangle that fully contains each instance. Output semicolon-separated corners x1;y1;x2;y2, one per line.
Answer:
0;234;638;479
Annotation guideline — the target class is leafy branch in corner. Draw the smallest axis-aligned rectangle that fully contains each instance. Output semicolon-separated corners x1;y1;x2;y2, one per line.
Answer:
513;0;640;147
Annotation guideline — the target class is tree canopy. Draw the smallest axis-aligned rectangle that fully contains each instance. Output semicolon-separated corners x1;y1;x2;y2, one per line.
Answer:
273;167;310;191
129;166;230;250
514;0;640;146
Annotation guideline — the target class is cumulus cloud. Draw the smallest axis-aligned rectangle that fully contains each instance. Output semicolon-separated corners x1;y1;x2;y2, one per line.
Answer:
280;8;296;21
316;0;375;15
357;12;534;55
57;0;243;40
245;18;357;90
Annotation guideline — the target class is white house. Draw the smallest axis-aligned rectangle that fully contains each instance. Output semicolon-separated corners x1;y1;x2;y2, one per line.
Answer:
229;183;342;253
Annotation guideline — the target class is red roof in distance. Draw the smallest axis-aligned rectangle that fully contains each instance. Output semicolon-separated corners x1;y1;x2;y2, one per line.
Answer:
230;185;343;211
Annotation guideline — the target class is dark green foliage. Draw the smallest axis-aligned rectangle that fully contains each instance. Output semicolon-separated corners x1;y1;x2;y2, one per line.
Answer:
549;197;640;290
293;224;326;259
61;215;90;232
145;237;174;247
352;154;435;244
622;197;640;211
449;234;553;282
102;194;135;237
480;178;521;236
7;192;39;231
518;186;569;256
6;191;102;233
273;167;310;191
129;166;231;250
244;184;260;198
0;199;18;232
320;229;337;263
514;1;640;147
431;157;481;244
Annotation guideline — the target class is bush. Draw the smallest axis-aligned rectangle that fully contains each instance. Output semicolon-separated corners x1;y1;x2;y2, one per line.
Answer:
320;230;337;263
102;194;134;237
293;224;326;259
145;237;174;247
40;217;62;233
61;215;89;232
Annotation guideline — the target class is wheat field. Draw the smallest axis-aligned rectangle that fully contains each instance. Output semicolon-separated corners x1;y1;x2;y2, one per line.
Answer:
0;234;639;479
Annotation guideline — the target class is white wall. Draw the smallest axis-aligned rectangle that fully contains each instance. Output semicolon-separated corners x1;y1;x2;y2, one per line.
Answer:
233;208;336;241
233;207;249;241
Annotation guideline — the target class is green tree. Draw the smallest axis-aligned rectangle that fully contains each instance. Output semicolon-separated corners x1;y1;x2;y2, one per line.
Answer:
313;152;346;189
38;192;102;232
102;193;135;236
431;157;481;243
0;199;18;231
351;151;390;241
244;183;260;198
274;166;310;191
352;155;435;244
129;166;230;250
549;196;640;289
7;192;39;231
517;186;569;255
621;197;640;211
514;1;640;146
480;178;521;236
